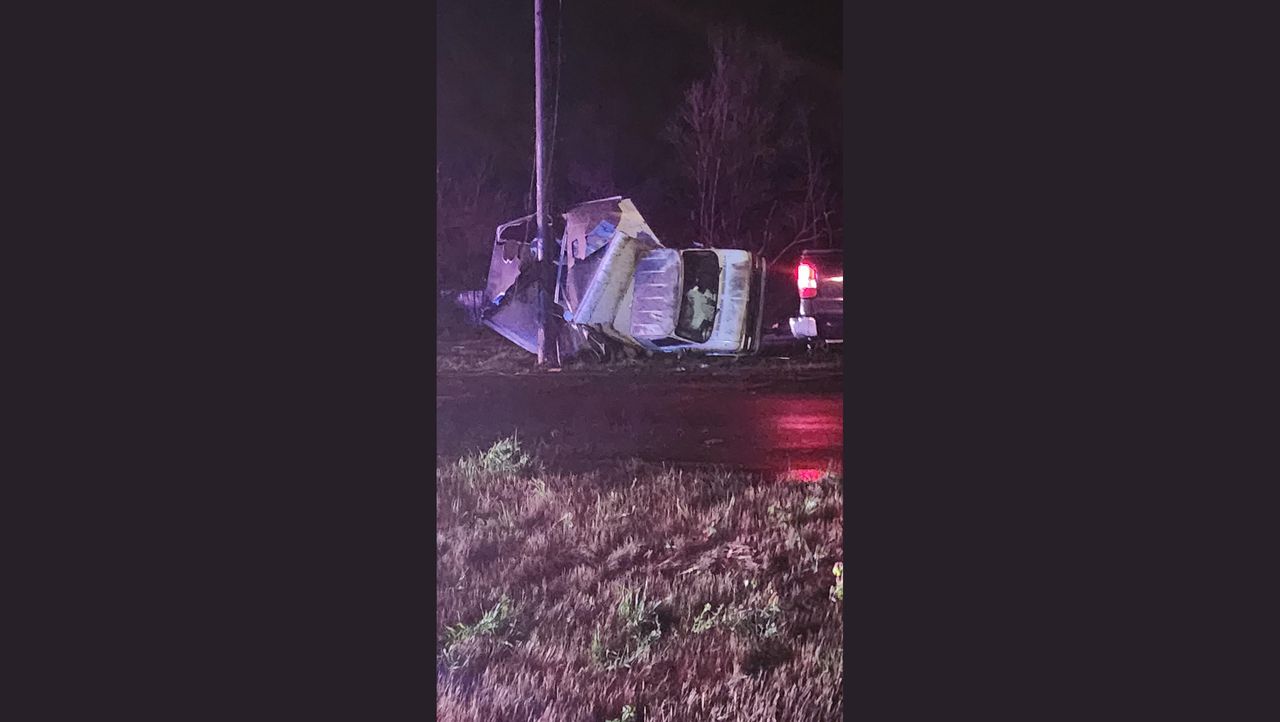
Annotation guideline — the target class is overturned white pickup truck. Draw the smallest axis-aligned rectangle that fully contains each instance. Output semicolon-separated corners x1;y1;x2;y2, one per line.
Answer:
481;196;767;359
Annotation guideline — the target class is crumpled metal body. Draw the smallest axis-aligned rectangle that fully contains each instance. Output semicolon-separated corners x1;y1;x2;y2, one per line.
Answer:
479;196;765;359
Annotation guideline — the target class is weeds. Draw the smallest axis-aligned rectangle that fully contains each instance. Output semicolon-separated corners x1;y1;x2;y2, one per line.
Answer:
604;704;637;722
436;447;843;720
691;602;725;633
444;595;515;645
590;586;664;670
527;477;550;497
767;496;822;527
802;496;820;518
440;595;516;670
690;587;783;639
740;589;783;638
455;435;538;478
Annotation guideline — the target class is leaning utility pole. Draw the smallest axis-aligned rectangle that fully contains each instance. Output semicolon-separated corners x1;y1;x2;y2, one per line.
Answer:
534;0;560;367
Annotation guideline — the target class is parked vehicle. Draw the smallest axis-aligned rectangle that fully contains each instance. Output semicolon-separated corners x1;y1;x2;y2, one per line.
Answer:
482;197;768;358
788;248;843;346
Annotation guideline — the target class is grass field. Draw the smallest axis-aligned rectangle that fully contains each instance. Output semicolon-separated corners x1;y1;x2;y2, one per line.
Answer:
437;437;844;721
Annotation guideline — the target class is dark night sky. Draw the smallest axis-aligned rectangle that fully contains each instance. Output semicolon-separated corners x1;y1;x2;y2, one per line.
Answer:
437;0;842;216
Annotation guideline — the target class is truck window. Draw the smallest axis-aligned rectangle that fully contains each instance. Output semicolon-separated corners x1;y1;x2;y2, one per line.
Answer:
676;251;720;343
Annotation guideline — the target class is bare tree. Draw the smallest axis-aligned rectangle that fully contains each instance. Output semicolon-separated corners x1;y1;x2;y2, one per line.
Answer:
667;28;840;262
666;27;792;248
760;108;840;263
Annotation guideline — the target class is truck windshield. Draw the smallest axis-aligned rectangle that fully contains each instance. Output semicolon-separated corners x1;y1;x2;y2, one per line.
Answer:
675;251;720;343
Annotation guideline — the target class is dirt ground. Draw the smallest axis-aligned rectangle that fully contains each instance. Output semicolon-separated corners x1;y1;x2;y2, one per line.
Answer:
436;333;843;379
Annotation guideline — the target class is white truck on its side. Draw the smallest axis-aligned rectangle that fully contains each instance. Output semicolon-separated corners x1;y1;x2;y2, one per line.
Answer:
481;197;767;359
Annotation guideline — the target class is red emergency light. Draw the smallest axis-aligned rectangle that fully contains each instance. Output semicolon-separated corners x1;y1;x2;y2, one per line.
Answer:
797;261;818;298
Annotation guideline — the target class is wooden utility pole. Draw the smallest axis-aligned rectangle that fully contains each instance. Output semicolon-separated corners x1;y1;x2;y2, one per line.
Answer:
534;0;560;367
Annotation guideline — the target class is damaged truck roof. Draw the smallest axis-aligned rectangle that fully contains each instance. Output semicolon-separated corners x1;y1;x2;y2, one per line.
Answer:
481;197;663;356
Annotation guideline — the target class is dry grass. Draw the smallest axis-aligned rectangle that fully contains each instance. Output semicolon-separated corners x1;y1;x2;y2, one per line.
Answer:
436;335;843;379
437;437;843;721
437;336;538;374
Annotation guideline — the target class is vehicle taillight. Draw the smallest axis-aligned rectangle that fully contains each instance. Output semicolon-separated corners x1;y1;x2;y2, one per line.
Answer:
797;262;818;298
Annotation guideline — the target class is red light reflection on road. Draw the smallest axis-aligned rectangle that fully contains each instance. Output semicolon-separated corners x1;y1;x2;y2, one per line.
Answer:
749;394;843;477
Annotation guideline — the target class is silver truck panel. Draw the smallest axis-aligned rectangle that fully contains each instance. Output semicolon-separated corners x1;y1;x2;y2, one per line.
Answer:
628;249;681;340
699;249;755;353
572;231;659;327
